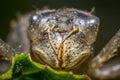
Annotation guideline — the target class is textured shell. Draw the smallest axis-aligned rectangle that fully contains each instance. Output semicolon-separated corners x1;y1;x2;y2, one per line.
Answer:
29;8;100;70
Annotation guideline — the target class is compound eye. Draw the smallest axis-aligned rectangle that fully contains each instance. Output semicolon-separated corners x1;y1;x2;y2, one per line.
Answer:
30;14;41;25
84;17;100;44
87;17;100;30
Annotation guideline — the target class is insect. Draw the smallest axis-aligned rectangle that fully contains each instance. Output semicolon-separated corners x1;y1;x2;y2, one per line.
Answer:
0;8;120;79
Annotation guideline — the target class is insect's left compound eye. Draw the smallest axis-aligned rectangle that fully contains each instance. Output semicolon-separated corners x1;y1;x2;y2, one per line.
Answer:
84;16;100;44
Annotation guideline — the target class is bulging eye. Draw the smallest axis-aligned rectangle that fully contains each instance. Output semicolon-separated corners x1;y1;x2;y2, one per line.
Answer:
84;17;100;44
87;17;100;30
30;14;41;26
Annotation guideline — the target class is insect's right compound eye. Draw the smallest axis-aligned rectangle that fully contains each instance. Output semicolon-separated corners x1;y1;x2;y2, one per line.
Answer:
29;14;42;41
30;14;41;26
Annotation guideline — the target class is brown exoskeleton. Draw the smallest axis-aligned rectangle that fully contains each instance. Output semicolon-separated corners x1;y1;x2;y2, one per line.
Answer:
0;8;120;79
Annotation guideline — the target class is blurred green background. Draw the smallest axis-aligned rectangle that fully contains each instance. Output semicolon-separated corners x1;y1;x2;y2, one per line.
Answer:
0;0;120;54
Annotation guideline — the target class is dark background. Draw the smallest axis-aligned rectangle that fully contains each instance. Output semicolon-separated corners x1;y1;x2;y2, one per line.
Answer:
0;0;120;54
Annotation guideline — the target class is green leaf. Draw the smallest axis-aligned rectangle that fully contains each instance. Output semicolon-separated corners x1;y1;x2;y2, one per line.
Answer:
0;53;91;80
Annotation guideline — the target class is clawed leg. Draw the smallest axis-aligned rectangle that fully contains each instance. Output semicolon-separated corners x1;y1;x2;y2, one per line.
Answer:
0;39;15;74
88;29;120;79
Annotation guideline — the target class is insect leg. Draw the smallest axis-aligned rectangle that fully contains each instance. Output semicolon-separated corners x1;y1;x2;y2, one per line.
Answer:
0;39;15;74
88;56;120;79
89;28;120;69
